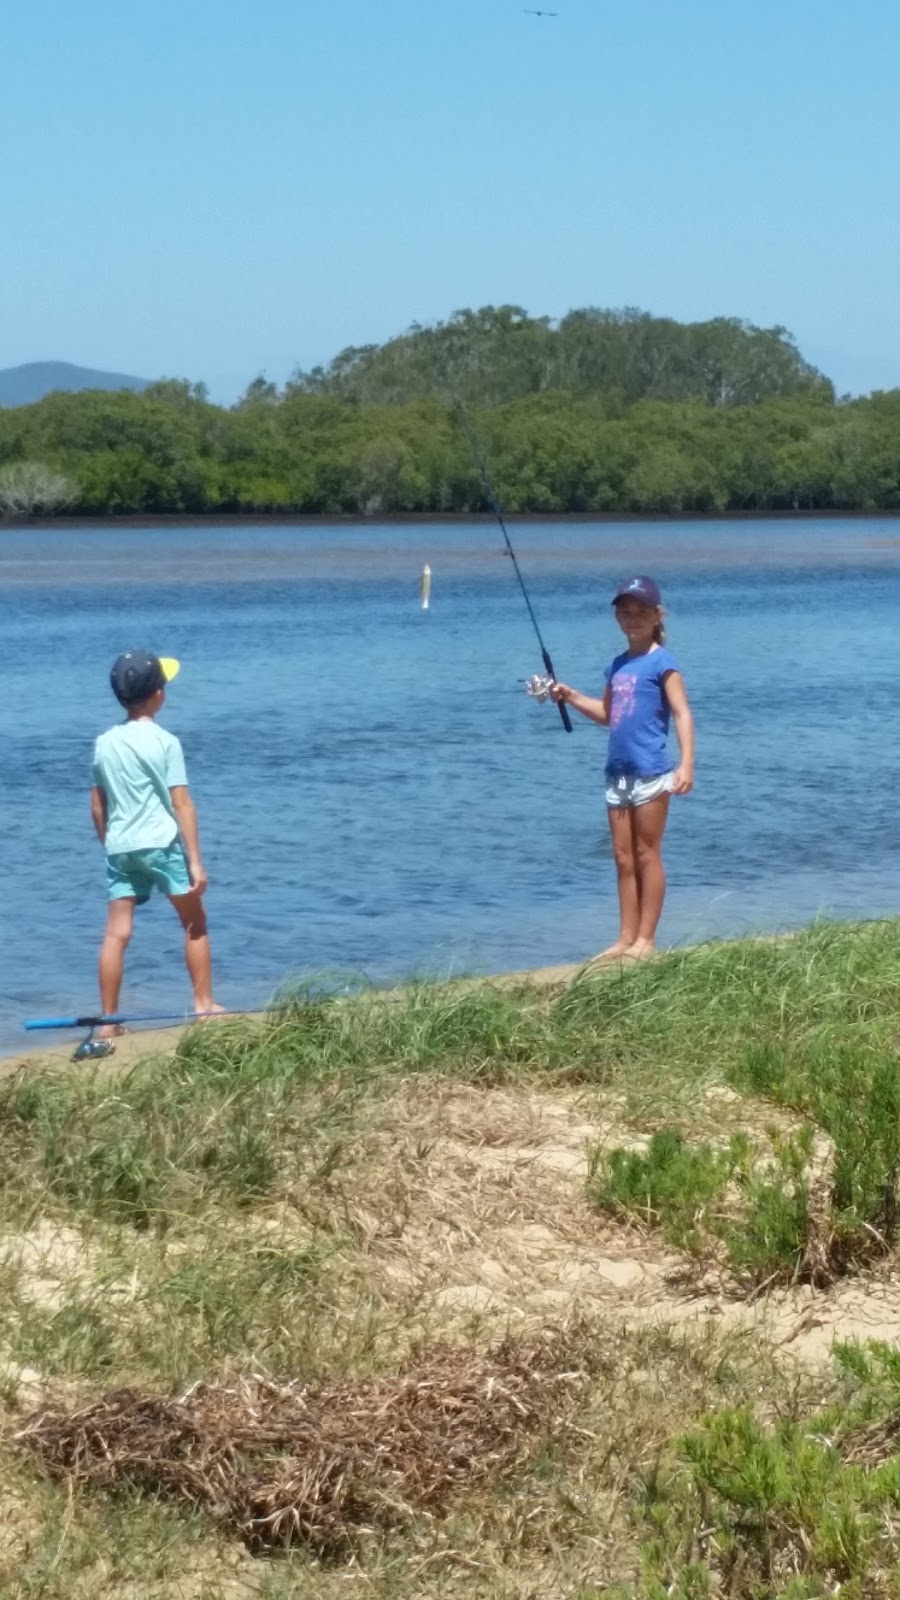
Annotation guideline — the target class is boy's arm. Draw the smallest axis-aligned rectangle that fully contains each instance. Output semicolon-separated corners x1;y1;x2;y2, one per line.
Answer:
169;786;208;894
550;682;611;726
663;671;695;794
90;785;108;844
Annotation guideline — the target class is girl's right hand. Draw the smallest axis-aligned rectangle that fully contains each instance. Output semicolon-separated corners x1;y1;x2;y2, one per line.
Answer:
550;681;572;704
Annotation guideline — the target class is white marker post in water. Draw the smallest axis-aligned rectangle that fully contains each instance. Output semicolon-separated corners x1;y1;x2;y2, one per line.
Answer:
420;563;431;610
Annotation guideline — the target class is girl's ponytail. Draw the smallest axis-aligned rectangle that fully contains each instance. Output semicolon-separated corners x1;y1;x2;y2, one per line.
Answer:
653;612;666;646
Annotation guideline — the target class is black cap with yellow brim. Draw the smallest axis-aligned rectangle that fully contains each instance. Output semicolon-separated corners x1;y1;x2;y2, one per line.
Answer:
110;651;181;706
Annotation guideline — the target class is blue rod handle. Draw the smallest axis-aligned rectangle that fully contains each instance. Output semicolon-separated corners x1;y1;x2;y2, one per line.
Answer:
25;1009;240;1032
25;1015;126;1031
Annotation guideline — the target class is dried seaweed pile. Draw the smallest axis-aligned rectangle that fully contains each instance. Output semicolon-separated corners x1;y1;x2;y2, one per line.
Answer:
17;1334;587;1551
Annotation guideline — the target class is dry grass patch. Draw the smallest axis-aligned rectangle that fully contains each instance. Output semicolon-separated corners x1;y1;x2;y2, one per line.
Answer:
17;1330;591;1556
297;1079;843;1329
312;1080;678;1322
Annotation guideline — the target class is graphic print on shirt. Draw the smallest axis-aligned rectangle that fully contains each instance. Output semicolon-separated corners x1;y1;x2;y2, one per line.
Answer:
610;672;637;729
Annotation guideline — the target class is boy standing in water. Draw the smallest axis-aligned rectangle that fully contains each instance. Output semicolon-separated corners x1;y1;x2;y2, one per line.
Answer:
551;577;694;961
90;651;223;1046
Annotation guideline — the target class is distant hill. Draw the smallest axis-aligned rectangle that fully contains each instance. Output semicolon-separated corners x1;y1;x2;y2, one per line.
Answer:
0;361;151;407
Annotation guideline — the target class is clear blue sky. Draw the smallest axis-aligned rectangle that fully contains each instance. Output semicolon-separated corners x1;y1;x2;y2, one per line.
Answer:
3;0;899;401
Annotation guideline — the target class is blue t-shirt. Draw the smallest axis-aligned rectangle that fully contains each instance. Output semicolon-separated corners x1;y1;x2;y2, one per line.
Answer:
92;719;188;854
604;646;679;777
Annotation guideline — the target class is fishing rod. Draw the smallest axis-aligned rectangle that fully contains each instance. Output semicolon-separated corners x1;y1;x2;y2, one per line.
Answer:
453;403;572;733
25;1010;241;1031
24;1009;247;1064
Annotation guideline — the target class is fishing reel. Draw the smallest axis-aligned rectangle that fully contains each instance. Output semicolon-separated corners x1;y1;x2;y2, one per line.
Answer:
525;673;556;703
73;1027;116;1063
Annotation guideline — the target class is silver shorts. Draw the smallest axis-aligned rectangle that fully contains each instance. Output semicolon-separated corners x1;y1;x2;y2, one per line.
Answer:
605;771;674;809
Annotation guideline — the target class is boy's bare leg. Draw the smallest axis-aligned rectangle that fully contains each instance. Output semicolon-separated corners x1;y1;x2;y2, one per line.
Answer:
628;794;671;956
97;898;137;1036
593;807;641;959
169;891;224;1015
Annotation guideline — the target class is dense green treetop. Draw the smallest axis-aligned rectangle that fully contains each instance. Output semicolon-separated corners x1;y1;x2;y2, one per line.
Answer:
2;305;899;518
287;304;834;409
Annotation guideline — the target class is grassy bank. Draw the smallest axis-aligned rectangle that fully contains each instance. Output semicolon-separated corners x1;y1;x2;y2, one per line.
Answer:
3;920;900;1596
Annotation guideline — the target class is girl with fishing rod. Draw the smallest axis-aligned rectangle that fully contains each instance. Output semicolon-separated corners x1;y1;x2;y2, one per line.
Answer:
551;577;694;961
452;404;692;961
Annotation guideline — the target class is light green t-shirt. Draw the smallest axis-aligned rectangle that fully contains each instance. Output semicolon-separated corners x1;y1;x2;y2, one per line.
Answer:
92;719;188;855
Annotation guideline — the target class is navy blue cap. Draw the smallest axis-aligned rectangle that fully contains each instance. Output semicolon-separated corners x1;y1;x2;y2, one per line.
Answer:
612;575;662;607
110;651;180;706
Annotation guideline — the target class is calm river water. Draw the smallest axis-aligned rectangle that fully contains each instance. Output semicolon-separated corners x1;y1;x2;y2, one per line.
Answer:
2;518;898;1054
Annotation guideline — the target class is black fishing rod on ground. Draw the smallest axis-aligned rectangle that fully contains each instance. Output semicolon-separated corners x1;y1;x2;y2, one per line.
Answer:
453;403;572;733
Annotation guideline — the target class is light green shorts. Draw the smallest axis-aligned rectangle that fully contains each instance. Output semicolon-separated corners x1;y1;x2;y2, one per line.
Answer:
106;839;191;904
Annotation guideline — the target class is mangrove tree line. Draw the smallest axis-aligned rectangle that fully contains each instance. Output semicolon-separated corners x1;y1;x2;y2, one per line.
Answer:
2;305;899;516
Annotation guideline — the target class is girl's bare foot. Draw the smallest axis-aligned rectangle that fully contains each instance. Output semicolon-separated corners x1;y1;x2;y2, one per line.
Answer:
623;940;657;961
96;1023;128;1040
586;941;634;965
